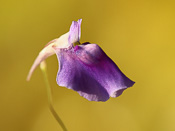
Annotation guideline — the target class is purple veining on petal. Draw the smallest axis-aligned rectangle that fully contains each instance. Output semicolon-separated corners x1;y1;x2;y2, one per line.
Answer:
68;19;82;45
74;45;79;51
53;43;135;101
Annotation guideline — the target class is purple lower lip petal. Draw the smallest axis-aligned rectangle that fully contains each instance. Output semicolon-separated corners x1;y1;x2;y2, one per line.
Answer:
54;43;135;101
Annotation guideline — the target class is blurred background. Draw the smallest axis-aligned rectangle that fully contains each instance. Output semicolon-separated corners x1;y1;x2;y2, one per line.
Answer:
0;0;175;131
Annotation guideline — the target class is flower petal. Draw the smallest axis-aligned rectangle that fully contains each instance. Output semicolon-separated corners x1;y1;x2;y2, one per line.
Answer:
54;43;135;101
68;19;82;45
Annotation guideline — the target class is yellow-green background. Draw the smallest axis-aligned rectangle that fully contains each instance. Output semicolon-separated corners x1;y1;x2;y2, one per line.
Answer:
1;0;175;131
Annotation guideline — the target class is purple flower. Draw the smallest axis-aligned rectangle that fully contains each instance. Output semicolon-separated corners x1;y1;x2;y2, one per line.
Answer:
27;19;135;101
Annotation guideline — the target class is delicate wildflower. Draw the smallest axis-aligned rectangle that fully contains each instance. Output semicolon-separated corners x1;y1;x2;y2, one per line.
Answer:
27;19;135;101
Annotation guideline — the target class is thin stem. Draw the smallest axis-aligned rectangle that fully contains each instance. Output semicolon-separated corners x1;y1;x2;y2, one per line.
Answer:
40;61;68;131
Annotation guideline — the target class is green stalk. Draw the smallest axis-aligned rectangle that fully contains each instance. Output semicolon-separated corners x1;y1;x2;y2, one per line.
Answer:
40;61;67;131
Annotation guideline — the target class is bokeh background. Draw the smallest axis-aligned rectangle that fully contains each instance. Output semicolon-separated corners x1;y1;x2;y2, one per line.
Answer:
1;0;175;131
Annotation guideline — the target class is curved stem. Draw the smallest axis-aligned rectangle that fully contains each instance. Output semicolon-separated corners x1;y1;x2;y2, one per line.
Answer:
40;61;68;131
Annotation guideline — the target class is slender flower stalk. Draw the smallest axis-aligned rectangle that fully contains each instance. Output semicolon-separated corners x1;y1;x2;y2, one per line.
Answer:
40;61;68;131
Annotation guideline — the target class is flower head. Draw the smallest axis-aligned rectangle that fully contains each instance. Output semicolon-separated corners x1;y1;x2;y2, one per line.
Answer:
27;19;135;101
